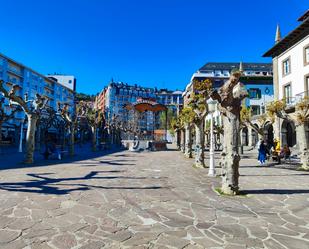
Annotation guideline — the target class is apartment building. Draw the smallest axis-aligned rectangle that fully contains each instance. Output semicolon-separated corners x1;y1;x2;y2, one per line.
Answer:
264;9;309;146
0;52;76;141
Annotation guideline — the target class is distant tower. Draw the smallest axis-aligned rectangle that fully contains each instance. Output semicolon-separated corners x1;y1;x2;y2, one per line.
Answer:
239;61;244;72
275;24;281;44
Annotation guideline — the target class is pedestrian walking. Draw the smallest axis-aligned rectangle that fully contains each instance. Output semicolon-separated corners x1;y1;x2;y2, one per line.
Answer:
258;140;267;165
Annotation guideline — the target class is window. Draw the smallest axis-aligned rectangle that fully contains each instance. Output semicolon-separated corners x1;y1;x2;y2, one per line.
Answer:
214;70;221;76
248;88;261;99
305;75;309;95
68;80;72;84
282;57;291;76
304;45;309;65
283;84;292;104
251;105;260;116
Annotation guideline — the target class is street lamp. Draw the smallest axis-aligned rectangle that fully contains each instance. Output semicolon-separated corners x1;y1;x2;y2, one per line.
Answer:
18;115;25;153
207;99;218;177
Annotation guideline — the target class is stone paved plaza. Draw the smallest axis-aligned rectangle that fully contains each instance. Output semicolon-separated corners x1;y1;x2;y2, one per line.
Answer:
0;146;309;249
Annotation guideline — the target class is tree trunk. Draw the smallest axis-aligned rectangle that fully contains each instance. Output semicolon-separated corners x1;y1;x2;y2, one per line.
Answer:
24;114;39;164
296;124;309;170
91;126;97;151
176;130;181;150
221;113;241;195
180;129;185;153
194;120;205;168
184;123;192;158
69;125;75;156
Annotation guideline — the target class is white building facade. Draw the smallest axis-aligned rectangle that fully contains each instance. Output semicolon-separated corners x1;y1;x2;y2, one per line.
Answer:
264;9;309;147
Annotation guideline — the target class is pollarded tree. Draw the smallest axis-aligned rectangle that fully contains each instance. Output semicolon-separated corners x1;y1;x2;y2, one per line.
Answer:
179;107;195;158
58;102;86;156
170;116;181;150
85;104;105;151
210;70;248;195
37;107;57;151
187;79;212;168
240;105;272;140
267;98;309;170
0;80;48;163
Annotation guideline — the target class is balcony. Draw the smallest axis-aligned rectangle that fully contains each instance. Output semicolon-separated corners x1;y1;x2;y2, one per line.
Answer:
44;84;54;91
7;67;23;78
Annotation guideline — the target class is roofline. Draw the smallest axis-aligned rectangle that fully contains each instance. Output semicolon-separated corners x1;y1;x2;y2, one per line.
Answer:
263;19;309;58
0;52;75;93
199;62;272;72
298;9;309;22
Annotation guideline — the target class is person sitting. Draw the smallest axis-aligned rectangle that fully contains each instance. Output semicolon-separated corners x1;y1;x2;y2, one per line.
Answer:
280;144;291;160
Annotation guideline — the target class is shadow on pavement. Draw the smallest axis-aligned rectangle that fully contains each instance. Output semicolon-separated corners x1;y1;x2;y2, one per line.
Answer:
0;145;127;171
0;171;165;195
241;173;309;177
241;189;309;195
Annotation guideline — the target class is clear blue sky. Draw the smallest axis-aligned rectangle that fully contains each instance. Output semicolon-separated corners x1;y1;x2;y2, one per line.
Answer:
0;0;308;94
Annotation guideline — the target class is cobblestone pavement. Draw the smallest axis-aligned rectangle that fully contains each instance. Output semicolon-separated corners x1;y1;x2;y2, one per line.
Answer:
0;146;309;249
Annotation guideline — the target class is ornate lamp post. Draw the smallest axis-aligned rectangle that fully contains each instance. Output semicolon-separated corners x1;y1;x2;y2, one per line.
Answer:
207;99;218;177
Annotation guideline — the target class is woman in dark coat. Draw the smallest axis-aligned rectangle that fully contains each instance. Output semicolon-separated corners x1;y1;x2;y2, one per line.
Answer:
258;140;267;165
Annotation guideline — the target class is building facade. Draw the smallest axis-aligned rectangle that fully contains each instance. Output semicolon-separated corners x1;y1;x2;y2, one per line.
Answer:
104;81;157;132
0;52;76;142
264;9;309;147
183;62;274;147
96;81;184;140
157;89;183;115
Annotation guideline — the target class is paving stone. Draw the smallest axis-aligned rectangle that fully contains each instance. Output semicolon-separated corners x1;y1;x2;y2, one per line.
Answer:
155;234;190;248
78;240;105;249
0;239;27;249
246;225;268;239
263;239;288;249
212;224;248;238
0;216;14;229
30;241;54;249
7;217;37;230
161;212;193;227
30;209;49;220
82;224;98;234
192;237;222;248
268;224;300;236
0;230;21;243
106;230;133;242
51;233;77;249
186;226;204;238
196;222;214;230
122;232;159;246
271;234;309;249
13;208;30;217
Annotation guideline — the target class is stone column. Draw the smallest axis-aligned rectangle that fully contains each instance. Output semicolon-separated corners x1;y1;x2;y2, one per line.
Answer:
184;124;192;158
180;129;185;153
248;128;253;147
273;56;281;140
